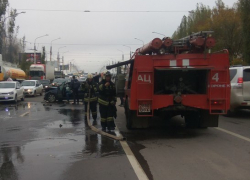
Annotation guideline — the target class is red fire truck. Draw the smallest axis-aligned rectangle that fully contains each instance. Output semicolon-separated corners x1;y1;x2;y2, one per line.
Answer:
108;31;230;129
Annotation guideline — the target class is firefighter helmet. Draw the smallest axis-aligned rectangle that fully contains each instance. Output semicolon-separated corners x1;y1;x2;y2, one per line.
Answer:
105;71;111;77
87;73;93;79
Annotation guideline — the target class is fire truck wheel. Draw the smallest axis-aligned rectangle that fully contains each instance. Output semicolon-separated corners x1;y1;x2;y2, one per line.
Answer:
125;98;150;129
125;99;133;129
185;112;199;128
199;110;219;128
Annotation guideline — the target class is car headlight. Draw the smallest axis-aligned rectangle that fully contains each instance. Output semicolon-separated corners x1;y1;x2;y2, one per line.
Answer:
45;86;48;88
28;89;33;92
8;91;14;95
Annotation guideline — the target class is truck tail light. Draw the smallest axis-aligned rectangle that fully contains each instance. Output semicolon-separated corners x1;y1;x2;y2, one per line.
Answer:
237;77;243;84
241;102;248;106
211;100;223;105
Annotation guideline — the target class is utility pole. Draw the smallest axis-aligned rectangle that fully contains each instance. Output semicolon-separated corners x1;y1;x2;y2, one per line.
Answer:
57;51;60;70
62;56;64;70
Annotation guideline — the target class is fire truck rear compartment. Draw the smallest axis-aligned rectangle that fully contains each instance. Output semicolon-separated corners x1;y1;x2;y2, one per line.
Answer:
154;69;208;95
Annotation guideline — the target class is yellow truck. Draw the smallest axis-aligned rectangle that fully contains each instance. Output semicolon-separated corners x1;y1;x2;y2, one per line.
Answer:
0;66;26;81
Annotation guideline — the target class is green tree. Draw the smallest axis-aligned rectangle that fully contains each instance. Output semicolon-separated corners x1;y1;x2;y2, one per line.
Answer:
238;0;250;64
211;1;242;61
19;53;31;76
5;9;20;63
0;0;9;54
172;0;243;62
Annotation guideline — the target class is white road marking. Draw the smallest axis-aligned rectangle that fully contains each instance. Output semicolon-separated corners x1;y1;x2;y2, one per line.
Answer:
113;126;149;180
120;140;149;180
215;127;250;143
20;111;29;117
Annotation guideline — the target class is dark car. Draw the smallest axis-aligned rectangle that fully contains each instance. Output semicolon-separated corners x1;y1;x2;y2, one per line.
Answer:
39;80;51;91
51;78;67;87
44;82;84;103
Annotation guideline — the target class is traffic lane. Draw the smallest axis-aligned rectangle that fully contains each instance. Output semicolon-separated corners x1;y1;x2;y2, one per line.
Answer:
0;102;138;180
219;110;250;138
115;106;250;180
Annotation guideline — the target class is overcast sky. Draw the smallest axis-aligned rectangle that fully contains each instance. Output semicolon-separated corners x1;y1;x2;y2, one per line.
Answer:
8;0;237;73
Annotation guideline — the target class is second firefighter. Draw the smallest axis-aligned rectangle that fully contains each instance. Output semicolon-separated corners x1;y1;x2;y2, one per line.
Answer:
81;74;98;122
98;71;117;131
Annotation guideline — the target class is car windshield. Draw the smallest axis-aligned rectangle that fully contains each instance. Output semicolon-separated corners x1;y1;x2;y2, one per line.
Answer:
40;80;50;85
53;79;66;83
22;81;35;86
0;83;15;88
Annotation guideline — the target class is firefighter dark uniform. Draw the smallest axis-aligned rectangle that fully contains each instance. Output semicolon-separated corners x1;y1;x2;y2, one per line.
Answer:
81;74;98;121
98;71;116;131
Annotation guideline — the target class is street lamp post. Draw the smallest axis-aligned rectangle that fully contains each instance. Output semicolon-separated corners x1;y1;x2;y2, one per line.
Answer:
34;34;48;64
152;31;166;37
134;38;144;46
123;45;132;58
117;49;124;61
69;59;75;73
61;51;69;70
0;12;26;22
57;46;66;70
50;37;60;61
109;58;116;64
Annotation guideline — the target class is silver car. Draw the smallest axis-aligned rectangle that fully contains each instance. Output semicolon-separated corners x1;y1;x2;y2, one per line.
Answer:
229;66;250;112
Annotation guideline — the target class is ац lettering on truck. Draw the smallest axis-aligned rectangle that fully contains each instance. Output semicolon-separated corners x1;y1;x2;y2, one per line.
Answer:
110;31;231;129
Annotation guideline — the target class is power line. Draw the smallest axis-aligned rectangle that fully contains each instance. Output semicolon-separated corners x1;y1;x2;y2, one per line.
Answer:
17;9;189;13
25;41;141;46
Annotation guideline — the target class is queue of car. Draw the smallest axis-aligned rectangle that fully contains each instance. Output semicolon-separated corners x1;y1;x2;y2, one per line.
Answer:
0;77;71;103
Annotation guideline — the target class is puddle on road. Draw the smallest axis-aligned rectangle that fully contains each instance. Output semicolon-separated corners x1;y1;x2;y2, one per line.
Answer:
0;134;123;180
0;106;18;119
45;109;85;129
0;102;39;120
0;145;23;180
0;104;124;179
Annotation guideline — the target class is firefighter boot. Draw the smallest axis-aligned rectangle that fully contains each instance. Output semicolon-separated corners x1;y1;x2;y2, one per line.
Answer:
107;121;115;131
93;120;97;126
101;122;106;131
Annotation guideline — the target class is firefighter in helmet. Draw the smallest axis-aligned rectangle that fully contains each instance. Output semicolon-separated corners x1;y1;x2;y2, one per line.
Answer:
98;71;116;131
81;73;98;123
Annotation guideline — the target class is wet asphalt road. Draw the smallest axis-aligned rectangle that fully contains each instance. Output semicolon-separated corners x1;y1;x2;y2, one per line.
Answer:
0;96;250;180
